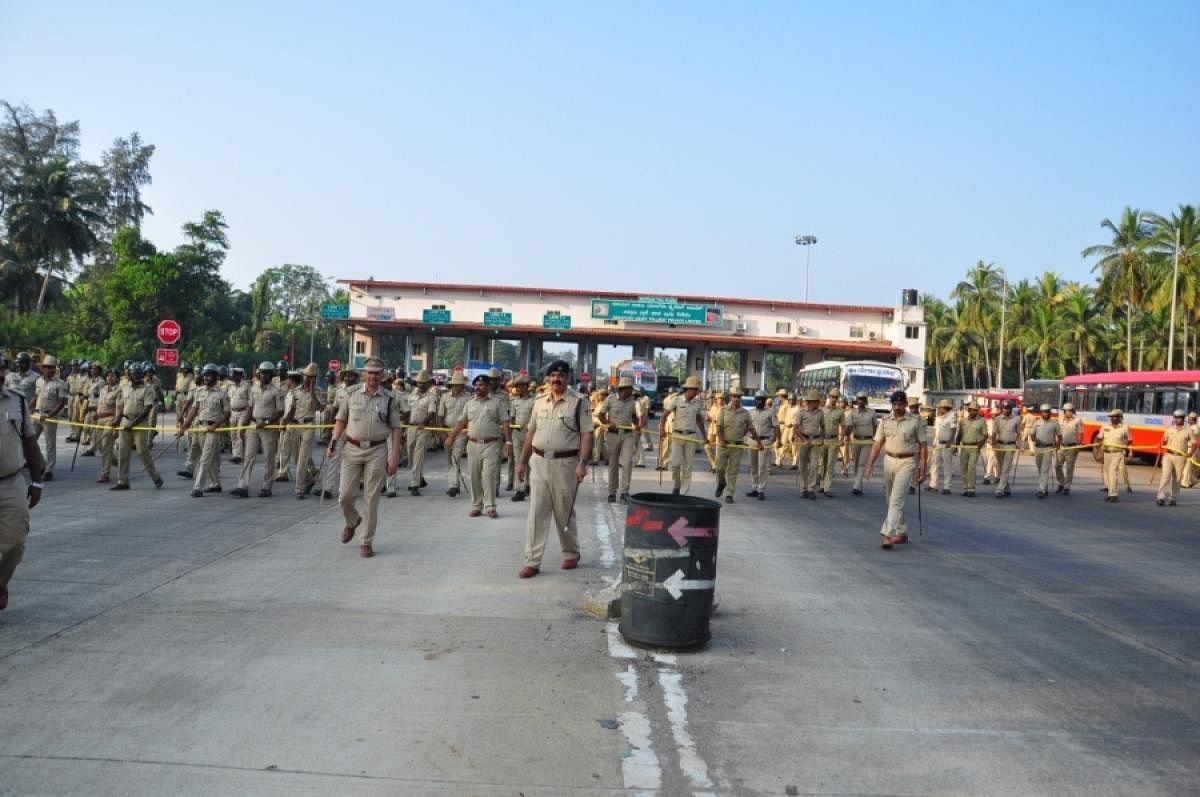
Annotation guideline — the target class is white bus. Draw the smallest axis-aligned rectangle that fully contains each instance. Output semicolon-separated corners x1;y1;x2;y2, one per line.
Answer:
795;360;908;413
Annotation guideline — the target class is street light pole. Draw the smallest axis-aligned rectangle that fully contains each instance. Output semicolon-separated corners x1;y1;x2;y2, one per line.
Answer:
1168;228;1181;369
996;271;1007;390
794;235;818;302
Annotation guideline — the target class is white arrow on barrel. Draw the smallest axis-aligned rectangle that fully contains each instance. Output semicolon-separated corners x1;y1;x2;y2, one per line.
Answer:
662;568;716;600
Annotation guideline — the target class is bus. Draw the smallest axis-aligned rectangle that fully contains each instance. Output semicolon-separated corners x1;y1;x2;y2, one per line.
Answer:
609;357;658;405
1023;379;1063;412
795;360;907;413
1060;370;1200;458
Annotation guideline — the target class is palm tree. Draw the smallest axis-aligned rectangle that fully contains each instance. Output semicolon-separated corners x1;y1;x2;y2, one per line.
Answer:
5;156;107;311
1146;205;1200;369
1058;283;1104;374
953;261;1004;387
1017;304;1064;378
938;300;981;389
1081;207;1152;370
1004;279;1037;387
922;294;949;390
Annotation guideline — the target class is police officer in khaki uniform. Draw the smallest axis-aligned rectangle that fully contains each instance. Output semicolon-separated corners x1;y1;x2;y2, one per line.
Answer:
179;363;231;497
231;362;286;498
845;392;876;495
327;357;403;557
446;374;512;518
406;370;440;496
990;401;1021;498
31;355;69;480
275;369;302;483
0;362;45;612
658;387;679;471
1099;409;1131;501
1156;410;1193;507
955;402;988;497
792;389;825;499
508;375;536;501
818;389;845;496
65;360;87;442
438;372;470;496
321;366;359;499
5;352;38;403
928;399;958;494
714;387;763;503
1055;402;1084;494
865;390;927;549
226;366;251;464
1182;411;1200;488
660;376;708;495
746;390;780;499
590;387;610;466
113;364;164;490
634;388;653;467
93;368;123;483
1029;404;1062;497
515;359;592;579
599;376;643;504
290;363;325;498
81;362;104;453
773;388;790;467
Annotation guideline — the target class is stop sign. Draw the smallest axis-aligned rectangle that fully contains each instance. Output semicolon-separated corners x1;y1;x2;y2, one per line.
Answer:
157;319;181;345
580;372;591;382
328;358;341;371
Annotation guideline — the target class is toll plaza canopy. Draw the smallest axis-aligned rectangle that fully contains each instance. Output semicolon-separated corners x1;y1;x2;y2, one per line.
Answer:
336;280;925;394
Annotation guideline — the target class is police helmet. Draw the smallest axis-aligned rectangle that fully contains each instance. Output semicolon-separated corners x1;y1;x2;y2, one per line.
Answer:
543;359;571;377
144;363;156;374
122;359;133;370
219;365;230;378
231;365;244;375
16;351;31;363
180;361;193;372
1173;409;1186;418
105;367;119;377
276;360;288;372
71;358;80;367
754;389;768;399
890;390;908;404
1062;402;1075;411
129;363;144;376
79;360;90;370
257;360;275;373
201;362;220;376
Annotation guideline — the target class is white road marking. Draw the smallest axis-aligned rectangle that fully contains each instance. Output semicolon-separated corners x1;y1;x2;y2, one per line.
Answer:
659;669;714;790
617;664;638;702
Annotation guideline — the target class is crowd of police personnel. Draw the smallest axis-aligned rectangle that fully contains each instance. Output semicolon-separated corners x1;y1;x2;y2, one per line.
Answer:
3;351;1200;606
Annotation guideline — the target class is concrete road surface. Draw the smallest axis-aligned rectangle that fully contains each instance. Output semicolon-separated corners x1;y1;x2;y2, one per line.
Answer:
2;426;1198;795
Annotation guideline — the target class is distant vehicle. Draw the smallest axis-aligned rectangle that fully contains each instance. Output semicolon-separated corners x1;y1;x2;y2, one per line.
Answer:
1060;370;1200;460
609;358;658;405
795;360;907;413
1022;379;1064;412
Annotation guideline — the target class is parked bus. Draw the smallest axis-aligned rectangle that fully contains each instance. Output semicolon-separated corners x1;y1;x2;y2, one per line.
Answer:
1022;379;1063;412
795;360;907;413
1060;370;1200;458
609;357;658;405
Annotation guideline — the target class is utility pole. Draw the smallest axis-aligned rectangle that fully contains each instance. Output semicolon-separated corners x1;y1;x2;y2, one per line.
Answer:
794;235;818;302
996;272;1008;390
1168;228;1181;370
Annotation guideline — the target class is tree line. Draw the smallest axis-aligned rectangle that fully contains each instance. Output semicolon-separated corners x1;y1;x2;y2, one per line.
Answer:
924;205;1199;390
0;101;348;370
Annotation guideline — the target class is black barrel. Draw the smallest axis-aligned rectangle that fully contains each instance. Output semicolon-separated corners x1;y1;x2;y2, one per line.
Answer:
901;288;919;306
619;492;721;649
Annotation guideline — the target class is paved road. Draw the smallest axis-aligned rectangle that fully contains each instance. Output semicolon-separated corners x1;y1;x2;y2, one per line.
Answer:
2;426;1198;796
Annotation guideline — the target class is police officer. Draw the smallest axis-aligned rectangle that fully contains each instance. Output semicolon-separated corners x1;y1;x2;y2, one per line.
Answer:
1029;404;1062;497
175;362;195;433
1055;402;1084;494
746;389;780;499
845;392;877;496
1156;410;1193;507
634;387;653;467
290;363;325;498
320;366;359;499
508;375;536;501
31;355;69;480
659;376;708;495
590;387;610;466
446;373;512;518
715;387;763;503
5;352;37;402
437;372;470;497
113;364;164;490
65;359;87;442
227;366;251;464
231;362;286;498
599;376;643;504
792;389;825;499
515;359;591;578
865;390;927;549
1183;411;1200;488
81;361;104;455
1098;408;1131;502
93;368;123;483
990;400;1021;498
954;401;988;497
406;370;440;496
818;388;845;496
326;357;403;558
179;363;230;497
0;359;45;612
928;399;958;494
275;368;303;483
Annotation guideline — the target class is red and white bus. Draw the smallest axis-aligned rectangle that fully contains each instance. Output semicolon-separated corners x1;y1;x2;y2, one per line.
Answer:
1060;370;1200;455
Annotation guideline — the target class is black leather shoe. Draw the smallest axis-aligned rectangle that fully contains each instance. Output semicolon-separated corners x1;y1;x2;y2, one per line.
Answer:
177;470;192;478
204;485;222;493
153;477;163;489
745;490;759;497
715;483;724;497
608;494;616;503
258;489;272;498
725;496;733;504
110;483;130;491
191;489;203;498
447;487;459;497
320;490;334;499
230;488;249;498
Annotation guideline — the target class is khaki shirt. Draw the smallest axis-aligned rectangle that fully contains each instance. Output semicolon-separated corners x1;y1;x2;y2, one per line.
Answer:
1;387;35;476
34;375;68;416
635;395;651;422
337;384;404;442
821;406;844;439
1031;418;1061;447
718;406;753;444
668;396;706;435
874;411;927;455
749;407;779;440
528;389;593;452
792;407;824;439
88;377;105;403
249;383;285;422
227;381;252;411
175;375;194;400
845;408;876;439
290;386;322;421
69;373;88;397
958;416;988;445
1059;416;1083;445
462;394;510;440
1020;413;1037;441
1162;426;1193;455
992;414;1021;444
191;384;230;425
1099;423;1131;450
600;394;640;429
95;384;122;418
439;391;470;426
120;383;157;426
407;389;439;426
510;395;536;429
933;412;958;445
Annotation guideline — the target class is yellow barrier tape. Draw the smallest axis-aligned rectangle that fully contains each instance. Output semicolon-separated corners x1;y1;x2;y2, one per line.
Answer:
38;416;335;434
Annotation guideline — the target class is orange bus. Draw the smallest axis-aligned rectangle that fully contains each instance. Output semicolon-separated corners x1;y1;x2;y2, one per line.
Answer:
1060;370;1200;457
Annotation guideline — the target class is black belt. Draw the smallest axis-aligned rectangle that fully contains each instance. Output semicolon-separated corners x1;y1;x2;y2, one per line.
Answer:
533;447;579;459
468;436;499;444
346;436;386;448
297;417;315;423
854;434;873;439
886;452;914;459
675;429;697;435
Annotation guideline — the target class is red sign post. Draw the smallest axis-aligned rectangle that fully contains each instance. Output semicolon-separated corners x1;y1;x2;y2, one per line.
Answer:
156;348;179;367
327;358;341;371
157;319;181;346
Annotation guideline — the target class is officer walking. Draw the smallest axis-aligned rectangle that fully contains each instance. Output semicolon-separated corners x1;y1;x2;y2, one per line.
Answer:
714;387;763;503
1099;408;1131;502
231;362;286;498
1055;402;1084;494
507;375;536;500
990;401;1021;498
0;360;45;612
844;393;876;495
599;376;643;504
865;390;927;549
634;387;653;467
446;373;512;518
291;363;324;498
5;352;38;402
659;376;708;495
226;366;251;464
746;390;780;499
954;402;988;497
1156;410;1193;507
406;370;440;497
437;372;470;497
1029;404;1062;497
818;389;845;496
179;363;231;497
321;366;358;499
31;355;68;481
515;359;592;579
326;357;403;557
928;399;957;494
792;389;825;499
112;364;164;490
92;368;123;483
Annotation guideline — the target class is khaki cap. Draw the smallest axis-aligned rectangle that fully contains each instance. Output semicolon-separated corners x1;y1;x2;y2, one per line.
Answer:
728;386;742;397
965;401;979;410
1039;403;1051;412
362;357;385;373
42;355;58;367
804;389;822;401
512;375;531;386
776;388;788;396
682;376;702;390
937;399;952;409
617;376;635;389
302;363;319;377
827;388;840;398
1109;408;1123;417
448;373;466;386
1062;402;1075;411
413;370;432;383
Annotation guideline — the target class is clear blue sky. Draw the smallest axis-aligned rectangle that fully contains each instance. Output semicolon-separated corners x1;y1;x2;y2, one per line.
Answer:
4;1;1198;306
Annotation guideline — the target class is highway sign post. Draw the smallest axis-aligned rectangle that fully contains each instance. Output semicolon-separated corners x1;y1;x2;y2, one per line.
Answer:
542;314;571;329
320;304;350;320
483;311;512;327
590;298;724;326
423;308;451;324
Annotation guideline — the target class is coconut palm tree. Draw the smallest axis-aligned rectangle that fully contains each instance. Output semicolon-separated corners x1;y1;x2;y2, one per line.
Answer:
1081;207;1153;371
1017;304;1065;378
922;294;949;390
1058;283;1104;374
1146;205;1200;369
953;260;1004;387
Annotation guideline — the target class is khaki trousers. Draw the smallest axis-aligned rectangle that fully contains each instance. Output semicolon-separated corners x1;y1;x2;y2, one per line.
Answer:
880;455;915;538
960;445;981;490
185;431;202;473
276;429;296;480
294;427;318;495
97;425;116;479
1103;450;1124;497
117;427;159;485
230;409;250;459
34;418;57;473
408;429;432;488
523;454;581;567
850;439;871;491
339;442;388;545
749;446;770;492
607;430;637;495
323;437;345;494
239;427;280;492
930;445;954;490
509;428;528;491
193;429;222;491
468;439;500;511
994;447;1016;494
1157;454;1186;501
796;442;820;491
446;434;467;491
1034;447;1055;493
820;440;840;491
0;474;30;590
1055;448;1080;489
669;437;698;493
592;427;608;465
716;446;744;497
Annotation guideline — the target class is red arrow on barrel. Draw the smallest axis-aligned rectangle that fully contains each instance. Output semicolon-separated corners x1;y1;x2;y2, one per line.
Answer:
667;517;716;547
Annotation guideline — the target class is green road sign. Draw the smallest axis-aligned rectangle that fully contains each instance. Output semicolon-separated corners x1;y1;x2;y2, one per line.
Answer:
590;298;724;326
483;311;512;327
542;314;571;330
422;309;451;324
320;303;350;320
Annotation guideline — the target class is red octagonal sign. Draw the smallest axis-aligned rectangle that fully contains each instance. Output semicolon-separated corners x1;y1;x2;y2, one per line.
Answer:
157;319;181;345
